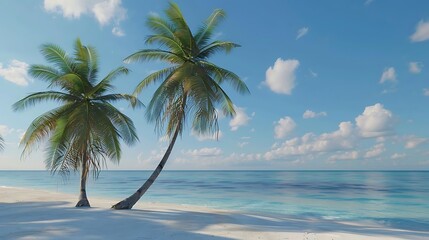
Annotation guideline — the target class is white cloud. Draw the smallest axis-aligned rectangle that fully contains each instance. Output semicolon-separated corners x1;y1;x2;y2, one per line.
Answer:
309;69;318;78
424;89;429;96
238;142;249;148
112;26;125;37
274;116;296;139
44;0;127;37
391;153;406;159
296;27;309;40
405;136;427;149
264;103;395;161
355;103;394;138
329;151;359;161
191;130;223;141
230;106;251;131
185;147;223;157
0;125;12;136
265;121;356;160
379;67;396;84
364;143;385;158
303;110;327;119
409;62;423;74
0;60;30;86
410;20;429;42
264;58;299;95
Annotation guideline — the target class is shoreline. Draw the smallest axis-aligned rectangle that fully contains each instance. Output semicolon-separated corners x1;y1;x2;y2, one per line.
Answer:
0;186;428;240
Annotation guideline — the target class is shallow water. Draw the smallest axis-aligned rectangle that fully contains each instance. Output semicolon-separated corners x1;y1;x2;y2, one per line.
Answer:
0;170;428;227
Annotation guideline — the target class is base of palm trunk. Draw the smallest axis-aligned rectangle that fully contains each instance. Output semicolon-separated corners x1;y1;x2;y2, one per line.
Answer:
111;192;140;210
76;199;90;207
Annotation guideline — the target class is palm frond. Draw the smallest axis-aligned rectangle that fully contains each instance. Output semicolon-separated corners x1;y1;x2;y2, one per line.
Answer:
20;103;77;158
90;66;129;96
198;41;240;59
95;102;139;146
95;94;144;108
29;64;61;84
74;39;99;84
40;43;76;74
195;9;226;47
124;49;184;64
133;66;178;96
165;2;197;56
199;60;250;94
13;91;78;111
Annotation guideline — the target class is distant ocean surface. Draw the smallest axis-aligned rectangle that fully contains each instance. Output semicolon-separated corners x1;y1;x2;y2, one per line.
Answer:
1;170;428;227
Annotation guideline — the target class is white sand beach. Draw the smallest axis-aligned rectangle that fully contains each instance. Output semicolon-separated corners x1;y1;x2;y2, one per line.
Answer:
0;186;427;240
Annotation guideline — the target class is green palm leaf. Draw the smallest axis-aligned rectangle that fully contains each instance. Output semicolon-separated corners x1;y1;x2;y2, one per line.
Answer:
15;39;139;207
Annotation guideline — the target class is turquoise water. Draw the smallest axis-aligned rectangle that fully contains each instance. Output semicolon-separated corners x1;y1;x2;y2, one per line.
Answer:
0;170;428;227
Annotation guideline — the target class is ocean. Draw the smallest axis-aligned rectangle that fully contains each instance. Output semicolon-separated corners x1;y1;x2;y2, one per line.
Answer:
0;170;428;228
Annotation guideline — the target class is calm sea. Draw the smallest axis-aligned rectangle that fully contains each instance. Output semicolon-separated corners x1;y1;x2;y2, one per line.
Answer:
0;170;428;227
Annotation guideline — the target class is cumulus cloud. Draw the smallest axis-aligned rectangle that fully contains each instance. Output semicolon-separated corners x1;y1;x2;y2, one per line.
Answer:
0;60;30;86
265;121;356;160
303;110;327;119
264;58;299;95
185;147;223;157
379;67;396;84
329;151;359;161
423;89;429;96
409;62;423;74
296;27;309;40
191;130;223;141
405;136;427;149
410;20;429;42
264;103;395;161
364;143;385;158
44;0;127;37
274;116;296;139
229;106;251;131
355;103;394;138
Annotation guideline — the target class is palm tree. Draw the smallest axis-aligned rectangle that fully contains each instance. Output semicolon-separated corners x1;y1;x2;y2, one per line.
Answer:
13;39;140;207
112;2;249;209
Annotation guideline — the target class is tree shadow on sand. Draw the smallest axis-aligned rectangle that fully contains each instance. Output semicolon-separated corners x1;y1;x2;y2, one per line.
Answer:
0;201;428;239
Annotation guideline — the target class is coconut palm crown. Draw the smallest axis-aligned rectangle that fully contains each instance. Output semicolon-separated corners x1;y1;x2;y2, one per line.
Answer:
13;39;140;207
112;2;249;209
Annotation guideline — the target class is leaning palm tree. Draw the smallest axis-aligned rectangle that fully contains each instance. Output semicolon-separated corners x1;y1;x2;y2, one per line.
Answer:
112;2;249;209
14;39;140;207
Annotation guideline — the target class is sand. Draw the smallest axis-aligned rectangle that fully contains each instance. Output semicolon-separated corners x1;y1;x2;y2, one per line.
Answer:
0;186;427;240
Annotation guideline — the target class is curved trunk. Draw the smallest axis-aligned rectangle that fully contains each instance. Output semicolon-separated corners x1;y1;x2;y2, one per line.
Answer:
111;127;180;210
76;157;90;207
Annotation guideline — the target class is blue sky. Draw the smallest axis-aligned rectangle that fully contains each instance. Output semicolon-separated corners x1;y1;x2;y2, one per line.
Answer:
1;0;429;170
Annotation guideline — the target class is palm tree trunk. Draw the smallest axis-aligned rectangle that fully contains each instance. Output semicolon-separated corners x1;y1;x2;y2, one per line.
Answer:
111;127;180;210
76;158;90;207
